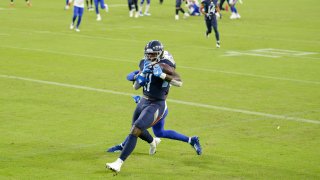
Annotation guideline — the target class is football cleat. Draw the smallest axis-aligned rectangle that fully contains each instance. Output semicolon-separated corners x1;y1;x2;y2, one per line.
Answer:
129;10;134;17
26;1;32;7
149;137;161;155
190;136;202;155
216;41;220;48
70;23;74;30
107;144;123;153
135;12;139;18
96;14;102;21
144;12;151;16
205;32;209;38
75;28;80;32
106;158;123;173
175;15;179;20
230;13;237;19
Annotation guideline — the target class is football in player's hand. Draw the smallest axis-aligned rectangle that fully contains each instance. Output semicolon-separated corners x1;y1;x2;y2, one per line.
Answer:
157;63;174;75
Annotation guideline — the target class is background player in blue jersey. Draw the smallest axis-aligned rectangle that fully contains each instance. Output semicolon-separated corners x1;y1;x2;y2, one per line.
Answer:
139;0;151;16
94;0;108;21
106;41;202;173
107;51;202;156
65;0;70;10
200;0;221;48
186;0;201;16
229;0;241;19
69;0;85;32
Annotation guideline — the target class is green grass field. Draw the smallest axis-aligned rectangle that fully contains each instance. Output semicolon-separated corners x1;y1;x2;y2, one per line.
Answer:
1;0;320;179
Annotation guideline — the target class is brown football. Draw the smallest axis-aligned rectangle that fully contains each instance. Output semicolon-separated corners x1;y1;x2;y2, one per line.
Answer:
157;63;174;75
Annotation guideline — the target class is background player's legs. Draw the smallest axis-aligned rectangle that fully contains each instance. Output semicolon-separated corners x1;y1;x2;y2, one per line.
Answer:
212;17;220;47
144;0;151;15
205;18;212;37
94;0;102;20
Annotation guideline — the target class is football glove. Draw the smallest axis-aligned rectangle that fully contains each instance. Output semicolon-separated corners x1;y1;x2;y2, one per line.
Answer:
136;73;148;86
152;64;163;77
142;60;152;74
126;70;140;81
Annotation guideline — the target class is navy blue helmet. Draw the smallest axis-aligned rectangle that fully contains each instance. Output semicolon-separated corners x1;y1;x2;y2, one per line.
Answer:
144;40;164;62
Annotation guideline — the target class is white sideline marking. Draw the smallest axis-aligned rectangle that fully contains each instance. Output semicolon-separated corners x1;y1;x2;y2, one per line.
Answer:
179;66;320;85
224;48;318;58
1;74;319;125
1;45;320;85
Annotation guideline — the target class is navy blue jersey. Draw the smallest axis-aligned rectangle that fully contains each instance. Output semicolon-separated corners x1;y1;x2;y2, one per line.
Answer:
201;0;218;14
138;58;175;100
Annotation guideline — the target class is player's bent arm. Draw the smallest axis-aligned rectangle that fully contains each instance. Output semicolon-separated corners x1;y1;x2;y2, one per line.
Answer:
161;71;183;87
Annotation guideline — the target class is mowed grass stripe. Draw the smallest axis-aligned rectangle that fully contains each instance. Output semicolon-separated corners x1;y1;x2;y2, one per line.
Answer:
1;74;319;124
1;45;320;85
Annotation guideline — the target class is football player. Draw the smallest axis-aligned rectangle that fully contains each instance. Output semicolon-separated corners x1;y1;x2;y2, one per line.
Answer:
139;0;151;16
186;0;201;16
69;0;85;32
175;0;190;20
200;0;221;48
93;0;108;21
65;0;70;10
228;0;241;19
106;40;202;173
86;0;94;11
107;51;202;155
128;0;139;18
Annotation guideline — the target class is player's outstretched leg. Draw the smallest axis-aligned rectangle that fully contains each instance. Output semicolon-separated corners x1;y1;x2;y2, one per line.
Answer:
190;136;202;155
107;144;124;152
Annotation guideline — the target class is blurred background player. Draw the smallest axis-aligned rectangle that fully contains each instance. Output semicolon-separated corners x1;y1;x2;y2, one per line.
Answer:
139;0;151;16
229;0;241;19
128;0;139;18
94;0;109;21
69;0;84;32
10;0;32;7
65;0;70;10
175;0;190;20
219;0;226;10
86;0;94;11
186;0;200;16
200;0;221;48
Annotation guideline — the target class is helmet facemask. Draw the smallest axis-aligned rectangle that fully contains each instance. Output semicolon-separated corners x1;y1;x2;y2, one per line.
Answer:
144;40;164;63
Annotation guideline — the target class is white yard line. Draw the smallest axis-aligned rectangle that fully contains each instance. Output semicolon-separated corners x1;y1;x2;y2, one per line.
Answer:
1;74;319;125
224;49;318;58
1;45;320;85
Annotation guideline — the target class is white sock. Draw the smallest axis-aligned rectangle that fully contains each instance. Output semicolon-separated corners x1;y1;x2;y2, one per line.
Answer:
145;4;150;13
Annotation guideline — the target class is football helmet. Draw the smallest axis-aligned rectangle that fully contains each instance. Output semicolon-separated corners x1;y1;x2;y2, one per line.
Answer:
144;40;164;62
